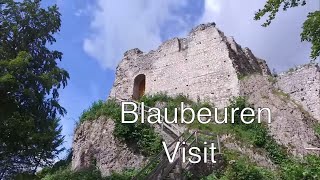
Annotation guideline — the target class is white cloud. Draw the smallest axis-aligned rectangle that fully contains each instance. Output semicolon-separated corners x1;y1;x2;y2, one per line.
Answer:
199;0;221;23
199;0;319;72
83;0;188;70
84;0;319;71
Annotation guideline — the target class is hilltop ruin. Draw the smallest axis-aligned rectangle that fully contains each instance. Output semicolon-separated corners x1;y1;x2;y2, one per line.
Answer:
72;23;320;177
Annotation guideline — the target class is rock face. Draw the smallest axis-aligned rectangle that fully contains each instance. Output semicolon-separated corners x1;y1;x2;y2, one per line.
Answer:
72;117;145;176
109;23;270;108
240;75;320;156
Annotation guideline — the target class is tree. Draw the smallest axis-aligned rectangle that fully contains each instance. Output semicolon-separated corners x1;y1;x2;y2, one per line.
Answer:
254;0;320;60
0;0;69;178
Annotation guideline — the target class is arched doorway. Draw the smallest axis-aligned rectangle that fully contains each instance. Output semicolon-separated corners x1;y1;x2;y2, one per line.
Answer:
132;74;146;100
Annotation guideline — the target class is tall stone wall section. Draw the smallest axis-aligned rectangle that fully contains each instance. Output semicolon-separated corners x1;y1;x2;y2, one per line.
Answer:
109;23;268;108
276;64;320;121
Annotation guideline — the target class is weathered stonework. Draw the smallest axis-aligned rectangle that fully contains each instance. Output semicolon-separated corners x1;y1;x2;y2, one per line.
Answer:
109;23;269;108
276;64;320;121
72;117;146;176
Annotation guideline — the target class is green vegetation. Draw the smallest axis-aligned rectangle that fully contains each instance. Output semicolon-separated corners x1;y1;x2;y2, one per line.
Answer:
79;99;162;156
254;0;320;60
203;159;275;180
140;93;194;107
281;155;320;180
267;76;277;85
200;149;277;180
41;168;137;180
196;96;320;180
272;89;290;102
36;149;137;180
237;74;249;81
314;124;320;136
42;94;320;180
188;96;288;165
36;150;73;179
140;93;213;121
0;0;69;178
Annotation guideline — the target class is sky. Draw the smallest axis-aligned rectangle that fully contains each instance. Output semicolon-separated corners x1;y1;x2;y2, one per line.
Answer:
50;0;320;159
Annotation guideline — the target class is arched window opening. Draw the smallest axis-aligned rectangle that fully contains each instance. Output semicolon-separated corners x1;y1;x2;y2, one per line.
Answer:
132;74;146;100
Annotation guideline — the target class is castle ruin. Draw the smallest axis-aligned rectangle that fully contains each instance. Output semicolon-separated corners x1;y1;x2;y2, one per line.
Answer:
109;23;319;119
73;23;320;176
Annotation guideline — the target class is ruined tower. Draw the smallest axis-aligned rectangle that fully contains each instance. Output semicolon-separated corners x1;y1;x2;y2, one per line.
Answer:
109;23;270;108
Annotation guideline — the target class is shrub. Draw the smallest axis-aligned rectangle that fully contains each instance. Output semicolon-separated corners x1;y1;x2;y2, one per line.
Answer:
41;167;137;180
105;169;137;180
42;168;103;180
223;160;268;180
36;150;73;179
314;124;320;136
281;155;320;180
80;100;120;123
203;158;275;180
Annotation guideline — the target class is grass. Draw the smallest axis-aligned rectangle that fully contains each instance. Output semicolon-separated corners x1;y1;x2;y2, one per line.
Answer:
268;76;277;84
272;89;290;102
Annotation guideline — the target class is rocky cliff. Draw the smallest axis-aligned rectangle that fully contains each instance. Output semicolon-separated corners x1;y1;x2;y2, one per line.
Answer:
72;117;145;176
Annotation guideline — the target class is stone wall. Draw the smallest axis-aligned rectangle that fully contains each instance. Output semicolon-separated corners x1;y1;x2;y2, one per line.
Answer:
276;64;320;121
109;23;268;108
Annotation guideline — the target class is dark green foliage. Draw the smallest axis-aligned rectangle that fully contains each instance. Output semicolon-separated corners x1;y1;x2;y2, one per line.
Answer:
36;149;73;179
254;0;319;60
314;124;320;136
42;168;103;180
281;155;320;180
104;169;137;180
0;0;69;178
37;149;137;179
222;160;270;180
301;11;320;60
79;99;162;156
254;0;306;27
41;168;137;180
202;150;275;180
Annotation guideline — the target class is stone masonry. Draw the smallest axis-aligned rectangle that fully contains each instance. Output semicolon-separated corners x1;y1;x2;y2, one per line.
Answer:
109;23;270;108
277;64;320;121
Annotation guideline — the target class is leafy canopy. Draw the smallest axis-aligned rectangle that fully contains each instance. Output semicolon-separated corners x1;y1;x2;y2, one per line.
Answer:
0;0;69;178
254;0;320;60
